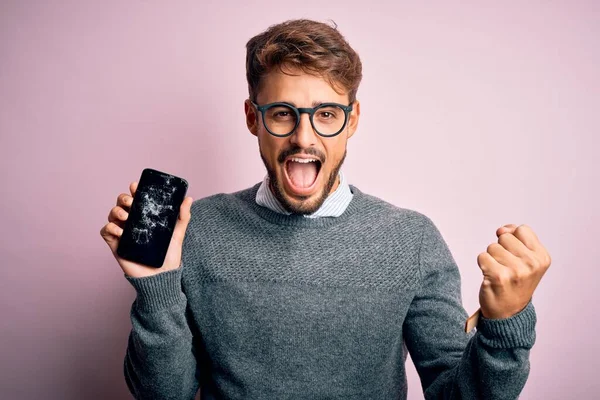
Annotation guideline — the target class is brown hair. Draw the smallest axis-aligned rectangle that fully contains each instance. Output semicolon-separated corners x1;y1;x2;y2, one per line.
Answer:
245;19;363;104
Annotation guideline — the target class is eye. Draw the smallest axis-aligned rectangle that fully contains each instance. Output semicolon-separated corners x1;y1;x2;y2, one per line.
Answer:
316;107;340;121
268;106;295;121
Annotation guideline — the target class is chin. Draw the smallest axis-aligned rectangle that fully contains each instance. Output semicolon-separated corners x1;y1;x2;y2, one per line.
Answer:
275;174;327;215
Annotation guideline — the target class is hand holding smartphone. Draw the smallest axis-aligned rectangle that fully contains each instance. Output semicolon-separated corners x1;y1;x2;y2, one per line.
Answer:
100;168;193;278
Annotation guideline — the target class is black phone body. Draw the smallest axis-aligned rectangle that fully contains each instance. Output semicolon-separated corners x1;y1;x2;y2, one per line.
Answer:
117;168;188;268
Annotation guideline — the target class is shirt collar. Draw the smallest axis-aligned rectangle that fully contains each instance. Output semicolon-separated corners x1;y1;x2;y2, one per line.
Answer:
255;170;353;218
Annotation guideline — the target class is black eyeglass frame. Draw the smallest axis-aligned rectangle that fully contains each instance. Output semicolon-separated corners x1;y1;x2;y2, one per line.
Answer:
250;100;354;138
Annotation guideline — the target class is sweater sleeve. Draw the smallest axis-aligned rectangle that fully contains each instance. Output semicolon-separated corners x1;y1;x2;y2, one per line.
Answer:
403;216;536;400
122;263;200;399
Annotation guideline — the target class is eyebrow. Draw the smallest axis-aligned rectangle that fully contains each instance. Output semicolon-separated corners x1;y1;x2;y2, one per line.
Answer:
280;100;327;108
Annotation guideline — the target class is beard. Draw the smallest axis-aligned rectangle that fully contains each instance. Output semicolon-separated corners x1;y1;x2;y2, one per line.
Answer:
259;147;347;216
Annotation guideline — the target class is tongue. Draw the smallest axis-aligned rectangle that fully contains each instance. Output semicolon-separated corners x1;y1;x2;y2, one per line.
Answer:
287;161;318;188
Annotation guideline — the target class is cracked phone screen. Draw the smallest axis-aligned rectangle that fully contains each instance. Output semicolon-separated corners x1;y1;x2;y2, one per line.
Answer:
117;168;188;268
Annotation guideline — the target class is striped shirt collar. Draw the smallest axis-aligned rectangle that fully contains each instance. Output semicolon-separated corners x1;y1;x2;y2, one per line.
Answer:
255;170;353;218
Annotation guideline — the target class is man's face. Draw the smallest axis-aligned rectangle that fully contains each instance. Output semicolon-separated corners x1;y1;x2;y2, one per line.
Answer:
244;66;360;215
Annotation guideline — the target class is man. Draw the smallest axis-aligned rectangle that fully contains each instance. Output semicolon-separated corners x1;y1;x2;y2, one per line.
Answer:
100;18;551;400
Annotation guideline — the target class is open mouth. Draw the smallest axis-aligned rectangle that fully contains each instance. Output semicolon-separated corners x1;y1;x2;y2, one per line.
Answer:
283;158;322;195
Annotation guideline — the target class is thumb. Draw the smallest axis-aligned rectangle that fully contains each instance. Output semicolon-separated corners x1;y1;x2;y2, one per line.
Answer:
496;223;518;238
171;196;193;246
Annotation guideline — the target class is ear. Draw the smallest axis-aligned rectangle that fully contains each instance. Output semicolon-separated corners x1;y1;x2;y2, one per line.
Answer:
346;100;360;139
244;99;259;137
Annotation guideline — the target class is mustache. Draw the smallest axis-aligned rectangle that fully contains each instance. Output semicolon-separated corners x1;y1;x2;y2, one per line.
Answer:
277;147;324;164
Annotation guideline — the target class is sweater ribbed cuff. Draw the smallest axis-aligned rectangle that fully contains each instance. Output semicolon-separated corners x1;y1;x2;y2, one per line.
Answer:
124;265;184;313
476;301;537;349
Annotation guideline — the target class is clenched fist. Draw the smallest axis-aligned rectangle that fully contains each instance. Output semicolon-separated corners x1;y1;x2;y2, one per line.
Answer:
477;224;552;320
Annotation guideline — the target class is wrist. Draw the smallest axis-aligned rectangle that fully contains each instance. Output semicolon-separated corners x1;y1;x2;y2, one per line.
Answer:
125;266;185;312
481;300;531;320
477;300;537;349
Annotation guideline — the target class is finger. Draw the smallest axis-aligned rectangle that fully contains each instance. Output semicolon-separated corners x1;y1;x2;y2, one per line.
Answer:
512;224;542;252
102;221;124;238
129;181;138;198
514;225;552;270
477;251;502;274
497;232;532;259
116;192;133;211
496;223;518;238
100;222;124;252
485;242;520;267
108;205;129;226
171;196;193;246
477;251;511;286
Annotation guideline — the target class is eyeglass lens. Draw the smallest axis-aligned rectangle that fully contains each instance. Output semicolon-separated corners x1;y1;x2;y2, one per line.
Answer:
264;105;346;136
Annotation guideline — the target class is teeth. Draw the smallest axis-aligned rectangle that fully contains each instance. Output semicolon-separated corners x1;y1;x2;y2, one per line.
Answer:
289;158;318;163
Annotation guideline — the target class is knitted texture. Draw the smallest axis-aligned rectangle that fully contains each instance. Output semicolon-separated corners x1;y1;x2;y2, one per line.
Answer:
124;182;536;400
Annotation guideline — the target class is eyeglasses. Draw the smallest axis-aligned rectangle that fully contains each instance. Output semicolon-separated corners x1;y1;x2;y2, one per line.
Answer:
251;100;353;138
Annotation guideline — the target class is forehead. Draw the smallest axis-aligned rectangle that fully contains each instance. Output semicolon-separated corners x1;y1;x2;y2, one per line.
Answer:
257;66;348;105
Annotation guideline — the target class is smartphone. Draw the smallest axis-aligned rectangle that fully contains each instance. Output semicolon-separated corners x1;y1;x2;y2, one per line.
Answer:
117;168;188;268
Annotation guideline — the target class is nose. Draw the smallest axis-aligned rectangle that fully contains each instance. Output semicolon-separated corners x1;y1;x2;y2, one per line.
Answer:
289;112;318;148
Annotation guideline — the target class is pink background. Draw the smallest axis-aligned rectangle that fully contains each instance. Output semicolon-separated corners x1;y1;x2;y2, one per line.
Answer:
1;1;598;399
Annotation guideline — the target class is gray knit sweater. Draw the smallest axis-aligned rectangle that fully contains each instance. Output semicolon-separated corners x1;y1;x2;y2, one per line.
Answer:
124;182;536;400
